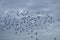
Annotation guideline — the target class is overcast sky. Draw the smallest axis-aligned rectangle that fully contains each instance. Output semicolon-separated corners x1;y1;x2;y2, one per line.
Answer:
0;0;60;40
0;0;60;10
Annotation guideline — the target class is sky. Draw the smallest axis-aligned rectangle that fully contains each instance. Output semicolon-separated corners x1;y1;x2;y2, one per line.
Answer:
0;0;60;40
0;0;60;10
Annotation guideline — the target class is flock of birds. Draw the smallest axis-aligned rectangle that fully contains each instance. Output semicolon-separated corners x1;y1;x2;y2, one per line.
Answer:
0;10;60;40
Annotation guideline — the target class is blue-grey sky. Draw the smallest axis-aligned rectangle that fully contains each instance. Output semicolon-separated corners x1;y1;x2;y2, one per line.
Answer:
0;0;60;10
0;0;60;40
